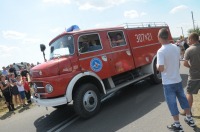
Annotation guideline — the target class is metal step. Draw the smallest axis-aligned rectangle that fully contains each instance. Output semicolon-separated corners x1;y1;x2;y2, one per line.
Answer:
106;73;152;95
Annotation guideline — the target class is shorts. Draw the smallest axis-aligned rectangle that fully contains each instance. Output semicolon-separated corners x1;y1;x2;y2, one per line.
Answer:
19;91;25;99
12;86;19;95
186;80;200;94
163;82;189;116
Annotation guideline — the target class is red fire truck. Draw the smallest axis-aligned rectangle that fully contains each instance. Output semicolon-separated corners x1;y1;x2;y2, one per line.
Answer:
31;22;173;118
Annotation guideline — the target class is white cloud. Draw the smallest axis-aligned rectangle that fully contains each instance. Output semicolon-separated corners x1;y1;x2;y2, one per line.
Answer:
43;0;71;4
77;0;129;11
170;5;188;14
124;10;147;19
2;30;26;39
0;45;20;57
23;38;41;45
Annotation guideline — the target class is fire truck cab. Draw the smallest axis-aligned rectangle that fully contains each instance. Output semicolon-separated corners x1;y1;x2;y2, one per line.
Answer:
31;22;173;118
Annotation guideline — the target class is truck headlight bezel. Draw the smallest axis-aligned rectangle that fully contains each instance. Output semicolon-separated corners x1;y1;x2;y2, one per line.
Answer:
45;84;53;93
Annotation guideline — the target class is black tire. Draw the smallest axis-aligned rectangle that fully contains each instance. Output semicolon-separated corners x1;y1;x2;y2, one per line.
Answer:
150;59;162;84
53;104;68;109
73;83;101;118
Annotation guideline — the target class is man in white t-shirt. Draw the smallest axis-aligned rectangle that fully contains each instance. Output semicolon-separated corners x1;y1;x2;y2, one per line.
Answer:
157;28;195;131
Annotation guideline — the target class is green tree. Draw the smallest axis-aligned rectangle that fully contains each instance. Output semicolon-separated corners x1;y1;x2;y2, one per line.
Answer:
188;26;200;35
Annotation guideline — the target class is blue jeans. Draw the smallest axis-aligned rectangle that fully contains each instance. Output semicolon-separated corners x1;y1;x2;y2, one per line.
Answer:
163;82;190;116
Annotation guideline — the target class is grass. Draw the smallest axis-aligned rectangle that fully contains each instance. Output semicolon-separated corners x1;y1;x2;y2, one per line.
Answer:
193;93;200;131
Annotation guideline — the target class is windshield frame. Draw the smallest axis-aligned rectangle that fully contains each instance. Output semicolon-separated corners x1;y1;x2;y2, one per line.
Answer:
49;34;74;59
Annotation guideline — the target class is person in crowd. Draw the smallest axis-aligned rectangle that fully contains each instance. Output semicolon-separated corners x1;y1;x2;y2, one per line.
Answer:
9;64;17;77
180;33;200;117
0;75;15;111
2;67;8;78
26;63;31;72
22;77;31;104
16;75;26;107
20;67;29;80
31;63;35;68
9;73;21;107
176;39;185;59
183;37;189;50
156;28;195;131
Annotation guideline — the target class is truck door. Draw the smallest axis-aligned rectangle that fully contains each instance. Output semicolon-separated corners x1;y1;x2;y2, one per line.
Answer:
78;33;111;79
106;30;135;76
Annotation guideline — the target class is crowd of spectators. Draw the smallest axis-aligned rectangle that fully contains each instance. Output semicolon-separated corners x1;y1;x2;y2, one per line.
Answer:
0;63;34;112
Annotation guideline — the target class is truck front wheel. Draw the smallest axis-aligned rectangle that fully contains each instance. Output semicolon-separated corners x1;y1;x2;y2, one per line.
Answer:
73;83;101;118
150;60;162;84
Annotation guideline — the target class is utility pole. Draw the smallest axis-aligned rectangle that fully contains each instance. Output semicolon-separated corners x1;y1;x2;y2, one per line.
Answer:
191;11;195;30
181;27;184;37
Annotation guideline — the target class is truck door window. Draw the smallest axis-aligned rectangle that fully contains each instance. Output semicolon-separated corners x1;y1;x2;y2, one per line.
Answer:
78;34;102;53
108;31;126;47
49;35;74;59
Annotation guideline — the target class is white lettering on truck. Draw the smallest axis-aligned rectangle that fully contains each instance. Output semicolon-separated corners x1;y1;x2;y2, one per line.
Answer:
135;33;153;43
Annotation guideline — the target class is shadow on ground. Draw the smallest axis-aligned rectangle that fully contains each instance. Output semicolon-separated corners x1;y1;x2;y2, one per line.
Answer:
0;103;32;120
34;105;75;132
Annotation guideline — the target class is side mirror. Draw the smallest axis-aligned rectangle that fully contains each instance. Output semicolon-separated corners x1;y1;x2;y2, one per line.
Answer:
40;44;47;62
40;44;46;52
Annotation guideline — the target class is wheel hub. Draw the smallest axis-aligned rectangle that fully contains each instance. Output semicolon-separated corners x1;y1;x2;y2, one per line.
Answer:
83;90;98;112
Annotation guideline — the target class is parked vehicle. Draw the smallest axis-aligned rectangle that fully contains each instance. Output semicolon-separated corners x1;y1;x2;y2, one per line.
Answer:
31;22;173;118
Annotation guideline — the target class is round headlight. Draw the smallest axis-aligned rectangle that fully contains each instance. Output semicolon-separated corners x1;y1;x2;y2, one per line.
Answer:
45;84;53;93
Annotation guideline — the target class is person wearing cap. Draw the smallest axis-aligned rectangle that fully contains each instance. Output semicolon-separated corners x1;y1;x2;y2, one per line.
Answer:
22;77;31;104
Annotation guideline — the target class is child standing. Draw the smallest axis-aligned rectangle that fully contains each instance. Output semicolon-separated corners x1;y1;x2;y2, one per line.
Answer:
16;75;26;107
22;77;31;104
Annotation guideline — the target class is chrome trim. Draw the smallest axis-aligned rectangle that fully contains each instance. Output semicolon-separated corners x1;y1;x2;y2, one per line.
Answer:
37;87;44;89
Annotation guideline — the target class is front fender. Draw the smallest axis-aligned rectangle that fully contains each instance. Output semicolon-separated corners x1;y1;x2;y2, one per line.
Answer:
65;71;106;103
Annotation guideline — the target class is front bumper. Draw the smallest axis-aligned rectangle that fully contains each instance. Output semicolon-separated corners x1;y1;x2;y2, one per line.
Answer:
31;95;68;107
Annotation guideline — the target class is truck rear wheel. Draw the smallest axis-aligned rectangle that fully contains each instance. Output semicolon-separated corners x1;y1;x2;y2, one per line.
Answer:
73;83;101;118
150;60;162;84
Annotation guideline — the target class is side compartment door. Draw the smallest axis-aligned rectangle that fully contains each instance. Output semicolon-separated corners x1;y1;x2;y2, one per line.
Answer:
77;33;111;79
107;30;135;76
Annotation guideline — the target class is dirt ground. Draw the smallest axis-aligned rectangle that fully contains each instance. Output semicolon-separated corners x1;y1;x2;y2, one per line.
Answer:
193;92;200;127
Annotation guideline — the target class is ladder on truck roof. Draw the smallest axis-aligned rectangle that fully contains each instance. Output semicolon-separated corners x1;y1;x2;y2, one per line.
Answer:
120;22;168;29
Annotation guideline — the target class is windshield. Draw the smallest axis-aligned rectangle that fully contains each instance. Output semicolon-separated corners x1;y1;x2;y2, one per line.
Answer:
50;35;74;59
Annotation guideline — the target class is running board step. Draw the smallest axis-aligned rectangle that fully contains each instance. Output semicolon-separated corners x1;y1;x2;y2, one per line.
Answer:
106;73;152;95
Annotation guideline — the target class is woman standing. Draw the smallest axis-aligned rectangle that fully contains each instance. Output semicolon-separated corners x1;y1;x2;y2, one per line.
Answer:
0;75;15;111
9;73;21;107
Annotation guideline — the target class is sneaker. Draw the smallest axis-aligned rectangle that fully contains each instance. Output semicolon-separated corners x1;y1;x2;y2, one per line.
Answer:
167;123;184;132
184;117;196;127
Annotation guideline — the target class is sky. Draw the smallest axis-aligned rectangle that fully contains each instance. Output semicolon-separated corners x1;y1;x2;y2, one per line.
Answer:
0;0;200;69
